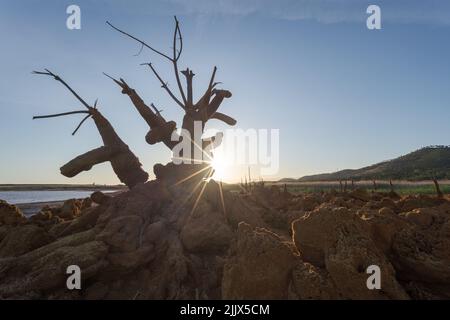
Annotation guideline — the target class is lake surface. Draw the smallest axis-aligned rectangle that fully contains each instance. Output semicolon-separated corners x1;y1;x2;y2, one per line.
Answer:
0;190;112;204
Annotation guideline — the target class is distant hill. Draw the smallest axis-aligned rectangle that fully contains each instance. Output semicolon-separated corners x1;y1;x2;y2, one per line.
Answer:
278;178;298;183
290;146;450;182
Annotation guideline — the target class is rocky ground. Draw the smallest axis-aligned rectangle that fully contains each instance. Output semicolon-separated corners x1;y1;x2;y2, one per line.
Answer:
0;175;449;299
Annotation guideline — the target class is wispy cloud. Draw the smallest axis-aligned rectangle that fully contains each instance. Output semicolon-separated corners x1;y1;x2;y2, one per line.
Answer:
110;0;450;25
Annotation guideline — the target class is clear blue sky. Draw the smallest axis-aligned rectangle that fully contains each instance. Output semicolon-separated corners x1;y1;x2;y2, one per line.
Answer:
1;0;450;184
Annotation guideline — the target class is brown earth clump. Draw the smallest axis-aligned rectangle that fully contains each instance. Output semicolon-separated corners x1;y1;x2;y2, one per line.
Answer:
1;182;450;299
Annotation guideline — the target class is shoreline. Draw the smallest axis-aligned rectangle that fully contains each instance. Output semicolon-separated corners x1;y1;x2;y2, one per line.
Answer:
7;190;125;216
0;184;127;192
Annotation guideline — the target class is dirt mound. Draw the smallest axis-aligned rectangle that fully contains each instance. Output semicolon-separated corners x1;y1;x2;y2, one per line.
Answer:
1;180;450;299
222;222;298;299
0;200;26;226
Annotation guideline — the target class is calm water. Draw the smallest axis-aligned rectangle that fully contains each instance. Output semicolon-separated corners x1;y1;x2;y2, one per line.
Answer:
0;190;112;204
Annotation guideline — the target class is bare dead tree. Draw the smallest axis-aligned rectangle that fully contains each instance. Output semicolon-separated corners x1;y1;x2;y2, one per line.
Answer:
33;17;236;185
32;70;148;188
372;179;377;191
106;17;235;163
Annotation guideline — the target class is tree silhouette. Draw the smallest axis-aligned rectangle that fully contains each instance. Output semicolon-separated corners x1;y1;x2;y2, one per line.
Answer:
33;17;235;187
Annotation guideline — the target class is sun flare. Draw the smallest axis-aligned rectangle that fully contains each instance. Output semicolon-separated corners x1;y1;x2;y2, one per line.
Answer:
210;153;228;181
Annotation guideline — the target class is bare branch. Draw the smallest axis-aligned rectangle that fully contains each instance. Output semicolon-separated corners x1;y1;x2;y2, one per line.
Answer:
33;110;90;120
172;16;187;106
208;66;218;89
106;21;173;61
60;146;122;178
194;66;217;110
104;72;163;127
32;69;91;109
206;89;232;117
72;114;92;135
107;18;188;109
141;63;186;110
33;68;149;187
150;103;164;118
104;73;178;149
103;72;132;94
174;16;183;61
181;68;195;108
134;43;145;56
209;112;236;126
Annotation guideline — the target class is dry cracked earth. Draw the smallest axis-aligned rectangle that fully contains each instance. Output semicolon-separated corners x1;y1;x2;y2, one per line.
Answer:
0;179;449;300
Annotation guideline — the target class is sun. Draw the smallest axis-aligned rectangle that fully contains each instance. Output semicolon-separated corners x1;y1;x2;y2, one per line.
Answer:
210;153;228;181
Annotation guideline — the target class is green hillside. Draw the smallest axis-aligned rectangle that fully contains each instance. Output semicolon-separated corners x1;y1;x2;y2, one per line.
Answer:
296;146;450;182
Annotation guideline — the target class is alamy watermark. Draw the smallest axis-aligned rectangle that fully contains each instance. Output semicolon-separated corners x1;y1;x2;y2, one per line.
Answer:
66;265;81;290
366;265;381;290
367;5;381;30
171;121;280;176
66;5;381;31
66;5;81;30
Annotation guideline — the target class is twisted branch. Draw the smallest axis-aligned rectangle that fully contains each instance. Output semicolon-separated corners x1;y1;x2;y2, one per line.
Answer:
195;66;217;110
172;16;187;106
33;110;90;119
104;72;164;127
72;114;92;135
32;70;96;135
141;63;186;110
108;17;188;110
106;21;172;61
32;69;91;109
